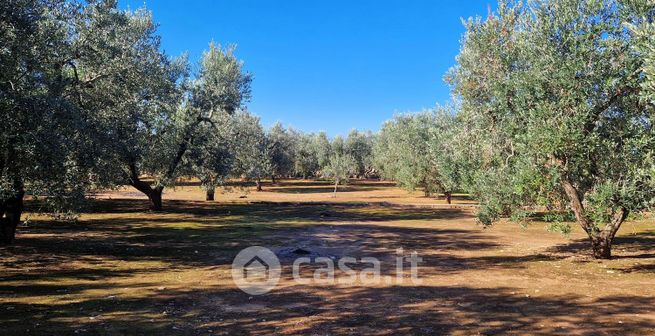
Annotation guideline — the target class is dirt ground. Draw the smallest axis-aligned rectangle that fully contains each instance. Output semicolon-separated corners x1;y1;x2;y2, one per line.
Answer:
1;180;654;335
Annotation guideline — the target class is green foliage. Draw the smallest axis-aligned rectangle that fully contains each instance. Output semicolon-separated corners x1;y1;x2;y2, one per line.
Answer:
192;43;252;115
541;212;576;223
374;109;463;197
230;112;272;182
546;222;573;236
267;123;296;179
345;130;376;177
628;7;655;106
1;0;254;219
183;112;234;191
451;0;655;257
323;153;358;188
374;112;437;194
3;0;652;260
292;132;320;178
0;0;168;216
181;43;252;192
313;132;333;170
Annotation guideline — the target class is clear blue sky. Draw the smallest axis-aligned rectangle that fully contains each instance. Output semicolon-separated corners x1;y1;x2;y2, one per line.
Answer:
120;0;493;136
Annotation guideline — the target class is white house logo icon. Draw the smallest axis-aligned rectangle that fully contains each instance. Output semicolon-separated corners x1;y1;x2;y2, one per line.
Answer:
231;246;281;295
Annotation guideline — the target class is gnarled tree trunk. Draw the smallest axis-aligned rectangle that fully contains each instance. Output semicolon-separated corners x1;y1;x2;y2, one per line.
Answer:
124;115;203;211
444;192;452;205
148;188;163;211
591;237;612;259
131;180;163;211
0;179;24;245
206;188;215;201
255;178;262;192
562;178;628;259
129;163;164;211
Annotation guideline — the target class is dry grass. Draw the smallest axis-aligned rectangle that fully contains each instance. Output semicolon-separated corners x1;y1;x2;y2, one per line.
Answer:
1;180;654;335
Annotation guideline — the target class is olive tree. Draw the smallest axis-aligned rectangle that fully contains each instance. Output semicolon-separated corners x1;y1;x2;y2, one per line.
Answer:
267;123;295;183
117;42;251;210
0;0;162;242
231;112;272;191
345;130;375;178
292;132;320;179
183;112;234;201
450;0;655;258
425;107;466;204
631;13;655;105
73;3;188;212
1;0;84;243
374;112;457;201
323;153;358;197
313;132;333;171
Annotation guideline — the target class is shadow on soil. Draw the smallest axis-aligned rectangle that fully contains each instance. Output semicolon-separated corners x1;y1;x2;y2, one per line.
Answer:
2;283;654;335
2;198;654;335
267;186;383;194
548;232;655;262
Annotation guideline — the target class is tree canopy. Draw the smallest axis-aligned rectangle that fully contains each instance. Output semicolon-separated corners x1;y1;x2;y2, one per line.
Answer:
449;0;655;258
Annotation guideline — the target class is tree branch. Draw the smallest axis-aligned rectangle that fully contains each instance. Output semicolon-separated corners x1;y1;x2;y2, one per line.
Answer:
560;175;594;236
583;85;638;135
601;207;629;240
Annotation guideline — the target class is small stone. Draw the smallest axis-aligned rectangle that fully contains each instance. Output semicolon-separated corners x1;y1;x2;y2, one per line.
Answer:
292;248;311;255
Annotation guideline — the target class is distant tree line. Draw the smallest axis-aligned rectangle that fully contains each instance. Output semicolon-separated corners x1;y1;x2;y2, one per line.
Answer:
2;0;654;259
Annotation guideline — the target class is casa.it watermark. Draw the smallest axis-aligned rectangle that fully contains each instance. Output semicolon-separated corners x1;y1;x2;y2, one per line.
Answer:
231;246;422;295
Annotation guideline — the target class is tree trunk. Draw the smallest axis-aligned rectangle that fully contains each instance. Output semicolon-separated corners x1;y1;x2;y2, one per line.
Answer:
206;188;215;201
333;179;339;197
0;180;24;245
128;161;165;211
591;236;612;259
561;177;628;259
255;178;262;192
424;190;431;197
147;188;163;211
271;175;276;184
444;192;452;204
130;179;164;211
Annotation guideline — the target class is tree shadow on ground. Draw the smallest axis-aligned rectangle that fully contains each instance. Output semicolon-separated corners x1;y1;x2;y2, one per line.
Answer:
546;231;655;273
266;179;397;188
3;198;654;334
548;232;655;259
267;186;383;194
79;198;472;222
223;284;655;335
3;199;483;269
2;283;653;335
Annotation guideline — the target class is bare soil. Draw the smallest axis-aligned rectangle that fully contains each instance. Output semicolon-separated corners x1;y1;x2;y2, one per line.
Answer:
1;180;654;335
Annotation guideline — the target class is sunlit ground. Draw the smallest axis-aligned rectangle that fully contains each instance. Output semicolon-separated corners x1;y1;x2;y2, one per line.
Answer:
1;180;654;335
